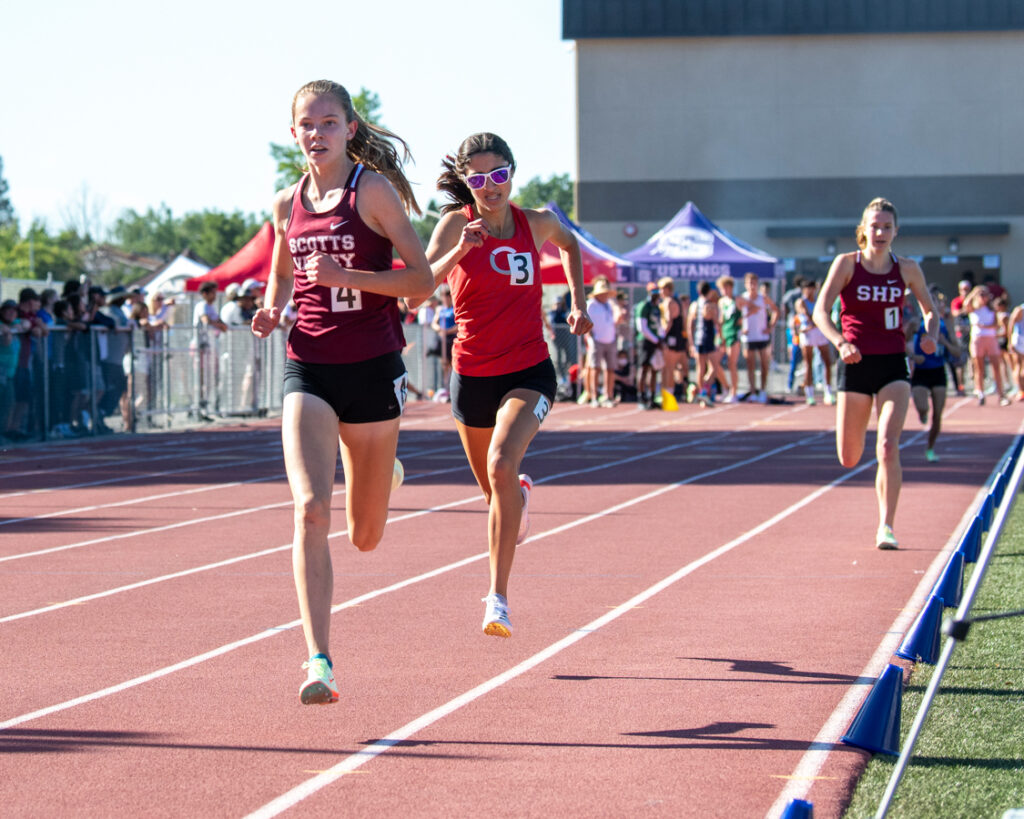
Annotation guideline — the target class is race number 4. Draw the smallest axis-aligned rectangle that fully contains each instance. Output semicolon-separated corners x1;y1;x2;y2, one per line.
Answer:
884;306;900;330
330;287;362;312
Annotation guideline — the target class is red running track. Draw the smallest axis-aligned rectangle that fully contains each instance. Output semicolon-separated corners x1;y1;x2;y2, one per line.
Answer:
0;396;1020;817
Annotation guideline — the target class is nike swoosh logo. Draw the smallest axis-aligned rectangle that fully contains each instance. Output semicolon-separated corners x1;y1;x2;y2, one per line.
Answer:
886;280;897;284
330;220;348;230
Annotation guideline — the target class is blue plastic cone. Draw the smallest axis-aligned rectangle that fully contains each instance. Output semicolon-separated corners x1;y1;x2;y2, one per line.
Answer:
895;594;945;664
981;493;995;533
841;664;903;755
931;551;964;608
781;798;814;818
957;515;982;564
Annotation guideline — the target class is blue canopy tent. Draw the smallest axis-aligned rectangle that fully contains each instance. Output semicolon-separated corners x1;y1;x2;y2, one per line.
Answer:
623;202;783;283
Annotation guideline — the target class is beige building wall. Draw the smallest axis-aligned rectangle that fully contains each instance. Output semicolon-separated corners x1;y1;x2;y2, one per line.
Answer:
575;30;1024;295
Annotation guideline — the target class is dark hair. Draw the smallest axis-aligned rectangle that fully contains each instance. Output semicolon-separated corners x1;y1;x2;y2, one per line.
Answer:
437;133;516;215
699;282;712;297
292;80;420;215
18;287;39;303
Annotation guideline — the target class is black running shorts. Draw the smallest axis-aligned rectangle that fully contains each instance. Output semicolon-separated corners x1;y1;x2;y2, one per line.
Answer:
283;351;406;423
450;358;556;429
839;352;910;396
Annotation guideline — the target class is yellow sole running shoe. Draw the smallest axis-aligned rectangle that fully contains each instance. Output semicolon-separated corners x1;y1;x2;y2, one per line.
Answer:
482;593;512;638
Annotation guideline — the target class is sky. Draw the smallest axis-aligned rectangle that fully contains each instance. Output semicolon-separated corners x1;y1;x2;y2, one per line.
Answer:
1;0;576;235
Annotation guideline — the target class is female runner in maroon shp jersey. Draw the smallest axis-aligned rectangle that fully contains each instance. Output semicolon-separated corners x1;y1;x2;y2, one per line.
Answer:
813;197;938;551
407;133;592;638
251;80;433;705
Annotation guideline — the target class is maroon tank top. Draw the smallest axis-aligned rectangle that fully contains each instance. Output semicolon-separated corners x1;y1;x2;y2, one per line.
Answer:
839;252;907;355
286;165;403;364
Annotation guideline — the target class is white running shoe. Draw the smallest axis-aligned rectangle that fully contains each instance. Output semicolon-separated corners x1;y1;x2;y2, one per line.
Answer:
482;593;512;637
517;474;533;544
299;655;339;705
876;525;899;550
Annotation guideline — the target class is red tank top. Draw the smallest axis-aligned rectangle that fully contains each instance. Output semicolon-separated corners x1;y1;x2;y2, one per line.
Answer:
447;204;548;376
285;165;403;364
839;252;907;355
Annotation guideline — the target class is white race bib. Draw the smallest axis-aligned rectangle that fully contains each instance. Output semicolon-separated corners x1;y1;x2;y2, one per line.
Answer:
330;287;363;312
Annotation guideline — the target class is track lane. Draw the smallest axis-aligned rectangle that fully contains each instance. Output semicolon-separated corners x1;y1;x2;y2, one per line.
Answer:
1;399;1020;817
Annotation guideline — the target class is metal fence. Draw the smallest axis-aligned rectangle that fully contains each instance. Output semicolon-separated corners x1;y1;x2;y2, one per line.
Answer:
1;324;289;442
0;321;585;443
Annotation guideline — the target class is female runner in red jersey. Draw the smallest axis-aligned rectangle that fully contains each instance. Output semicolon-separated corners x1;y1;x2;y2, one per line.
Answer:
251;80;433;704
813;198;938;550
408;133;592;637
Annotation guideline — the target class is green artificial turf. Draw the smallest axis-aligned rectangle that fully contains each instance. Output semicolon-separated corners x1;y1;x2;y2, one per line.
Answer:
843;497;1024;818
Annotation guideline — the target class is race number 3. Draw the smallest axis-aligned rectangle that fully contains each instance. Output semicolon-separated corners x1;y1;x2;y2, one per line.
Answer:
884;306;900;330
330;287;362;312
508;252;534;286
490;246;535;286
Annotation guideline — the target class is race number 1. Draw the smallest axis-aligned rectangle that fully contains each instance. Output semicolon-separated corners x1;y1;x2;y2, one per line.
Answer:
884;306;900;330
330;287;362;312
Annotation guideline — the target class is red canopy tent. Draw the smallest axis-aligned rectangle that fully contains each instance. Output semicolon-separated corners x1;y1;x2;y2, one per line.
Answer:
538;240;623;284
184;222;274;291
185;213;630;290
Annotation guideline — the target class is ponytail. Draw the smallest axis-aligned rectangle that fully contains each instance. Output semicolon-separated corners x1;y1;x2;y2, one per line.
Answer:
348;116;421;216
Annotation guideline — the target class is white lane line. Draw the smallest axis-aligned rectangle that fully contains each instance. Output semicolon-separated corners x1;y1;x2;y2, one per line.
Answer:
0;434;605;564
0;428;820;729
0;442;469;530
763;494;983;818
0;442;279;500
0;407;804;617
244;437;871;818
0;428;740;616
762;401;994;816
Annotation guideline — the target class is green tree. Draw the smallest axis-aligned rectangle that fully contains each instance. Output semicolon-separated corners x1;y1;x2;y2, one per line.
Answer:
0;156;15;227
270;87;384;191
513;173;574;218
0;221;87;281
411;199;441;249
179;210;264;266
110;206;265;267
109;204;181;259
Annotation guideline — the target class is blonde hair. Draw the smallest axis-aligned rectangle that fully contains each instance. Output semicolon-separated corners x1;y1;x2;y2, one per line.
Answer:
855;197;898;250
716;275;734;289
292;80;420;215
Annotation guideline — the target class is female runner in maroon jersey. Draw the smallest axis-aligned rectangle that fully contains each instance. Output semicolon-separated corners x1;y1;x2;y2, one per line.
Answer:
408;133;592;637
251;80;433;704
813;198;938;550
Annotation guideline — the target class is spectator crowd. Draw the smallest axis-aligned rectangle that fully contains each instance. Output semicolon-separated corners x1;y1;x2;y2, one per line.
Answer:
3;269;1020;445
